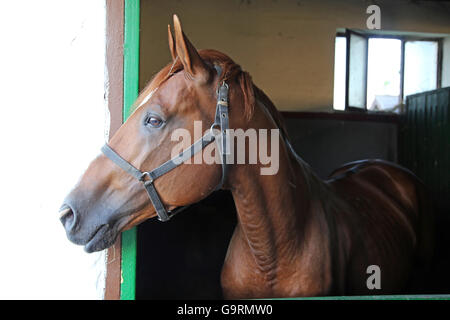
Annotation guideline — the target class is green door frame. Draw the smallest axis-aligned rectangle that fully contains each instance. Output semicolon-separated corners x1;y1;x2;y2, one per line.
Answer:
120;0;140;300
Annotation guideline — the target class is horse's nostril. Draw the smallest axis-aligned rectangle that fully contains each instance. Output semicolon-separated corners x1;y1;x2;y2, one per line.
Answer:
59;207;71;219
59;205;75;229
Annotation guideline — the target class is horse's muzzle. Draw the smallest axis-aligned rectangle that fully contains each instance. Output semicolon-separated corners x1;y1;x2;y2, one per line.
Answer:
59;201;120;252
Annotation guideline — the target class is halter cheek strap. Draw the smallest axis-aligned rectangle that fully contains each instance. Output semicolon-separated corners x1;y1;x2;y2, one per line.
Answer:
101;81;230;222
214;81;230;188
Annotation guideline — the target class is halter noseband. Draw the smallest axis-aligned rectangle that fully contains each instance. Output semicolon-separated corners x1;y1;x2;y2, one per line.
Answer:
101;81;230;222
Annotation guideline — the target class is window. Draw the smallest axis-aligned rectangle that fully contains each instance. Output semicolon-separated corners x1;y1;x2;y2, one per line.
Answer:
333;36;347;110
367;38;402;111
333;30;442;112
404;41;439;98
347;31;368;110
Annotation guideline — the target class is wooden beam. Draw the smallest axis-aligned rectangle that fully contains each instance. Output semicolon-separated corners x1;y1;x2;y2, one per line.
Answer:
104;0;124;300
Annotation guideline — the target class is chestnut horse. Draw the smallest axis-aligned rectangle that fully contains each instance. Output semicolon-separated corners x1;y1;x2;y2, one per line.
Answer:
60;15;433;298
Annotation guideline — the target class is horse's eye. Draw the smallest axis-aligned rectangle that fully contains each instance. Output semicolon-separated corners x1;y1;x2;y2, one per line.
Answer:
145;116;164;128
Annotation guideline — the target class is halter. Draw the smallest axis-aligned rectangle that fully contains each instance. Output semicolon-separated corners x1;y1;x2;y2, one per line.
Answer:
101;81;230;222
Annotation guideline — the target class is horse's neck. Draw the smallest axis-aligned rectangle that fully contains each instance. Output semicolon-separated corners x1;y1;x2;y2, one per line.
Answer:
224;97;335;296
228;130;331;282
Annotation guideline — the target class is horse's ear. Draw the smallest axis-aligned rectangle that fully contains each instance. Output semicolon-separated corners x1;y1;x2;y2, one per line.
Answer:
172;14;211;82
168;24;177;61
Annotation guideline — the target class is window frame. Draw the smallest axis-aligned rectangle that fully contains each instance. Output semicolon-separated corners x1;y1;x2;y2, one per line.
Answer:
336;30;443;112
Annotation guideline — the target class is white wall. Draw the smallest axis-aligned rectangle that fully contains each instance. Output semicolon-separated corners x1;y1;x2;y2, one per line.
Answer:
0;0;107;299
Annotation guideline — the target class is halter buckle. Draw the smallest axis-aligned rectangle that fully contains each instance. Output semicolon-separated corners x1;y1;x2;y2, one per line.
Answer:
216;81;229;94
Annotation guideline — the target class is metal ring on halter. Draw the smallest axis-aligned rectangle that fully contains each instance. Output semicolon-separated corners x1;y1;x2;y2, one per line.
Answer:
210;123;221;137
139;172;153;183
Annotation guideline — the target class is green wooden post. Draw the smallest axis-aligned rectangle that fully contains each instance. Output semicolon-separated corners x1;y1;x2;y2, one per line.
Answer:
121;0;140;300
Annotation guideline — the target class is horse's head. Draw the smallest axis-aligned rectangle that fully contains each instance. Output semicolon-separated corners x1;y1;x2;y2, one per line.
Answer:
60;15;257;252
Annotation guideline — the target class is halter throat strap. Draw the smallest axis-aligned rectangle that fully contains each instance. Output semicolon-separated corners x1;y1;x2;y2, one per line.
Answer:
101;82;230;222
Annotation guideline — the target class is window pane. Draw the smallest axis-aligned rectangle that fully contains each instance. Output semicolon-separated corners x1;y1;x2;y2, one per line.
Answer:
367;38;402;111
333;36;347;110
348;32;368;109
404;41;438;98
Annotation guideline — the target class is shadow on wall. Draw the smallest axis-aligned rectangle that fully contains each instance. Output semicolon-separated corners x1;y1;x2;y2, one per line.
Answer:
136;191;237;299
